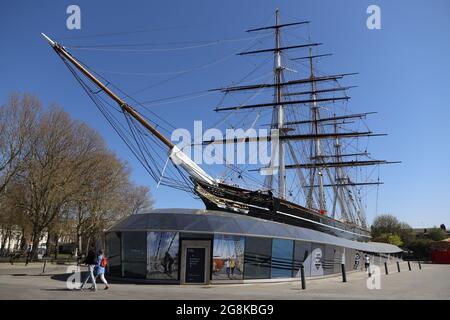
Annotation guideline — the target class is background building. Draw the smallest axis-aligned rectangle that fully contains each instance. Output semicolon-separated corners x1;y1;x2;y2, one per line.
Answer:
431;238;450;264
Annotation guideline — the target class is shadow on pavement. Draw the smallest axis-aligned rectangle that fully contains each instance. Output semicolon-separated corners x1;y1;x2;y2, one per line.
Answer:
51;272;75;282
49;272;143;285
41;288;81;292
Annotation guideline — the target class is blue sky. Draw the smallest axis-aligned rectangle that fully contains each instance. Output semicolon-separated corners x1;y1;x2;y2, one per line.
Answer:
1;0;449;228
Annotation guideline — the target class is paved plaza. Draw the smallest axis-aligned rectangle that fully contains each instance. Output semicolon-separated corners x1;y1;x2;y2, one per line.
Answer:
0;262;448;300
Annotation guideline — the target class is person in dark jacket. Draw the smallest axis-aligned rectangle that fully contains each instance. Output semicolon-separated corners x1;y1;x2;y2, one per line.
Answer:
164;251;174;275
80;244;97;291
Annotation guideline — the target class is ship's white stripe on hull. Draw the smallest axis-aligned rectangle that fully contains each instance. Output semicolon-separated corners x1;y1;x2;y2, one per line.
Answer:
207;194;370;239
275;210;371;238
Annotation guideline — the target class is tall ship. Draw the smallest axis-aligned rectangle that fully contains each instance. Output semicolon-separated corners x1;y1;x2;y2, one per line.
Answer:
42;10;398;242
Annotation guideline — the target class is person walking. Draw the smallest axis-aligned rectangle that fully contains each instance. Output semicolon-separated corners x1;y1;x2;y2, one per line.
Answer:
94;250;110;290
80;244;97;291
364;254;370;272
230;258;236;277
225;258;231;278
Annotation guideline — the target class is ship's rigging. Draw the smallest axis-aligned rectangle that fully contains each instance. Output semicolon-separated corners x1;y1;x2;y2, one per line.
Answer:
42;10;399;232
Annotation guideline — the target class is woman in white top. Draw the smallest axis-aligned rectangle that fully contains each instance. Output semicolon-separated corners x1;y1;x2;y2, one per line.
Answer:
364;255;370;271
225;258;231;278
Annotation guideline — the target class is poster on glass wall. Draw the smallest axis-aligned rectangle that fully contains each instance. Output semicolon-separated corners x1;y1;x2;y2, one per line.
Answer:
147;232;179;280
212;234;245;280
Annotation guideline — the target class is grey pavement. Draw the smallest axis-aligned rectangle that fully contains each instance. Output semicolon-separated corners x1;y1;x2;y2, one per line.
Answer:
0;262;448;300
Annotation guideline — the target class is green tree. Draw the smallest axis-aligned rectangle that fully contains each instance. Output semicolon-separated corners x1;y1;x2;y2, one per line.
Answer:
387;234;403;246
373;232;403;246
371;215;419;247
371;214;401;238
408;239;433;260
399;222;415;247
427;227;447;241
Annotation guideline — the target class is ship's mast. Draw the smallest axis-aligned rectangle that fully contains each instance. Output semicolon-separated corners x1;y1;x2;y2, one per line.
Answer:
275;9;286;200
332;118;340;218
332;116;349;220
307;48;325;211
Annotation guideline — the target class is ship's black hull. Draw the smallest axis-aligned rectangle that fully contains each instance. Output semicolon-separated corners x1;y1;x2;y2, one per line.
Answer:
194;181;371;242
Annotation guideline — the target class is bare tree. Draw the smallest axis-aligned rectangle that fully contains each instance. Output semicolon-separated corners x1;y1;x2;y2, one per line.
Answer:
125;184;153;215
0;94;39;256
13;106;110;259
1;93;154;260
70;150;131;256
0;182;31;256
0;93;40;194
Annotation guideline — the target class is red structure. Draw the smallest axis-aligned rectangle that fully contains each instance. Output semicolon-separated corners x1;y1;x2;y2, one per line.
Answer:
431;238;450;264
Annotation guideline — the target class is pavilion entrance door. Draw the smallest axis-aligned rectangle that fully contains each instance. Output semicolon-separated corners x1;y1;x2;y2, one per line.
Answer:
180;240;211;285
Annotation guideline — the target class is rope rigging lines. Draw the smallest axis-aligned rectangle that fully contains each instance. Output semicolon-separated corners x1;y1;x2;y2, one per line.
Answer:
58;53;195;193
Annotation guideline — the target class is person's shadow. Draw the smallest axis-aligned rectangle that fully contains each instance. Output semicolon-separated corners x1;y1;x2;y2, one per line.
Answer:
44;272;86;292
50;270;123;285
41;288;80;292
50;271;87;282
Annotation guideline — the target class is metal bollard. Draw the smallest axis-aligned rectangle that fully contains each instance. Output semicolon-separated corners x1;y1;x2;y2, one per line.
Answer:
408;261;411;271
384;262;388;275
368;265;371;277
341;264;347;283
300;264;306;290
397;261;400;272
418;260;421;270
41;260;47;274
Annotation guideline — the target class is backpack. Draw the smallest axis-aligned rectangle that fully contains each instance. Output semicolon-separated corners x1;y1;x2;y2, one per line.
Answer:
100;255;108;268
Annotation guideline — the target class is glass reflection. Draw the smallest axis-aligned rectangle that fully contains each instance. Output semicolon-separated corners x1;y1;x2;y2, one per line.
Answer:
147;232;179;280
244;237;272;279
105;232;121;277
271;239;294;278
293;241;311;277
122;232;147;278
212;234;245;280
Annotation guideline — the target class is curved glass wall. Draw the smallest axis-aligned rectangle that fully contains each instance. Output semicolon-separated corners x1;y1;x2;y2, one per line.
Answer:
106;229;400;282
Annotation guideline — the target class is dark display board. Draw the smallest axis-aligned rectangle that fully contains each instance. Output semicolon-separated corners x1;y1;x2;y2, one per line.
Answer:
185;247;206;283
